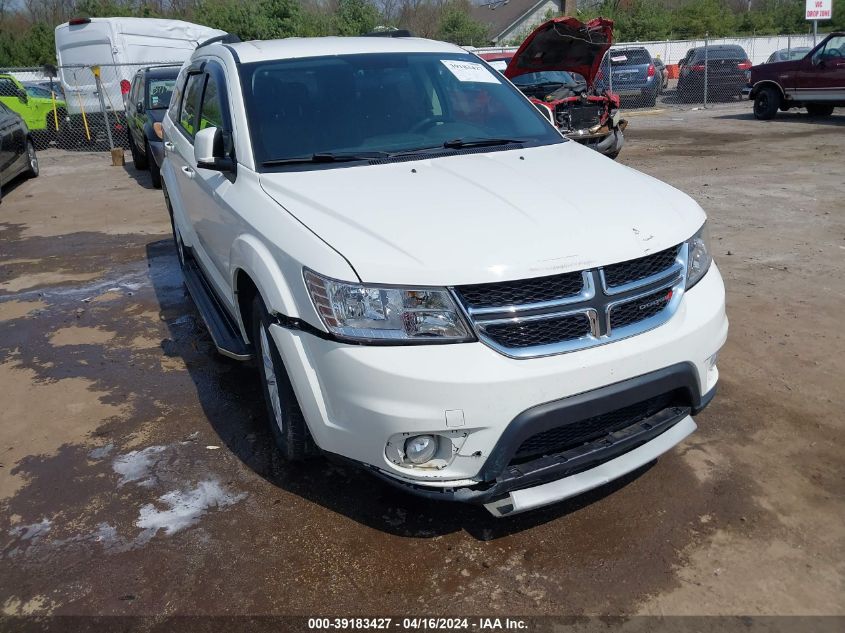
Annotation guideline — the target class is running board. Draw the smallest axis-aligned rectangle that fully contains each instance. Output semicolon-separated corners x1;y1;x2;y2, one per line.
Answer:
182;258;253;361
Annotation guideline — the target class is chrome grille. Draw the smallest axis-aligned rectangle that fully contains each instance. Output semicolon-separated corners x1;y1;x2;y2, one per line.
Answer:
454;243;687;358
483;313;591;348
602;246;681;289
455;271;583;309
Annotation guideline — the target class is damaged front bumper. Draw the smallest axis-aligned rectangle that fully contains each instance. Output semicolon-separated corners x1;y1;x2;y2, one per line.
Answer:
564;116;627;158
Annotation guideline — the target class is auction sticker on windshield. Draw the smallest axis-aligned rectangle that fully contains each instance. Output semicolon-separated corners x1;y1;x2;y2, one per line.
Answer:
441;60;499;83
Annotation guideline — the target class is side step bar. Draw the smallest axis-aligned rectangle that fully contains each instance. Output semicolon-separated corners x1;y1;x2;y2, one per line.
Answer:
182;258;253;361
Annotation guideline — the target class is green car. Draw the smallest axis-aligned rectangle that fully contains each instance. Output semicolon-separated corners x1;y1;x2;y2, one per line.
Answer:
0;73;67;135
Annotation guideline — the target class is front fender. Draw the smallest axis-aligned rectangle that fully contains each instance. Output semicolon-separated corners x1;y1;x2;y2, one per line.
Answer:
749;79;786;99
229;234;301;338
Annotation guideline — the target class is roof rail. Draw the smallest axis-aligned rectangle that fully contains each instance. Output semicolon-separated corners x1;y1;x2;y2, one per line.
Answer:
197;33;241;49
142;63;184;71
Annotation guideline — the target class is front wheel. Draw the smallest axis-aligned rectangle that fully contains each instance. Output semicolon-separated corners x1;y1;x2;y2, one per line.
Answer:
252;295;317;461
753;86;780;120
806;103;834;117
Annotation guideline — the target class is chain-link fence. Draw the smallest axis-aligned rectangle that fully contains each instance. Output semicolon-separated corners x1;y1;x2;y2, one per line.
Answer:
0;61;183;152
475;32;817;111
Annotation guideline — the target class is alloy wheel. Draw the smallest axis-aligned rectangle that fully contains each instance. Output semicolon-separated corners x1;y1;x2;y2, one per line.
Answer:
259;326;284;434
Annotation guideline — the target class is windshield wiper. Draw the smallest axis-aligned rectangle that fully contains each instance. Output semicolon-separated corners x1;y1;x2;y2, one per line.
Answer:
442;138;525;150
262;151;388;166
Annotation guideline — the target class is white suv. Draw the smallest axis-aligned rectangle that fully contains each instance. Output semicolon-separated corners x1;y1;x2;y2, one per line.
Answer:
161;36;727;517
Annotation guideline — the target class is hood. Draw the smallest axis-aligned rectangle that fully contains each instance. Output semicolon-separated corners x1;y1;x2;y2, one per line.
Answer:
750;58;801;82
258;142;705;287
504;17;614;87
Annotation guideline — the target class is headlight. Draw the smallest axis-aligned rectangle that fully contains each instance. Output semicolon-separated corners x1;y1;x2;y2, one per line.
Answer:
303;269;473;343
686;222;712;289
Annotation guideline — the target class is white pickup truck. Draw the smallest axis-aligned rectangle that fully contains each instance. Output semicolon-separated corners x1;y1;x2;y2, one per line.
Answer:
161;35;727;517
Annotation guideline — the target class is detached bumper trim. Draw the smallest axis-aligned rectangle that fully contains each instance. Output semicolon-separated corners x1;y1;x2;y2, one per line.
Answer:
368;363;714;512
485;415;697;517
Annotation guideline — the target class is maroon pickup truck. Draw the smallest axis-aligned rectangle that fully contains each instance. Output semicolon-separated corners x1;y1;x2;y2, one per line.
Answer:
744;32;845;119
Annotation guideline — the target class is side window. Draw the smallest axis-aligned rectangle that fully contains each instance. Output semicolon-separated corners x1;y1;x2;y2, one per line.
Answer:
178;73;205;138
199;73;224;131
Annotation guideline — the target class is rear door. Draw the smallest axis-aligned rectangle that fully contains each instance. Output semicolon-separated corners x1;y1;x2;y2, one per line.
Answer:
705;48;748;89
56;21;118;115
610;49;652;91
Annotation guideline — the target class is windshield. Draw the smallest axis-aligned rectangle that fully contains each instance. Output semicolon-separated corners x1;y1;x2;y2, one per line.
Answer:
25;85;55;99
510;70;583;87
240;52;563;167
146;78;176;110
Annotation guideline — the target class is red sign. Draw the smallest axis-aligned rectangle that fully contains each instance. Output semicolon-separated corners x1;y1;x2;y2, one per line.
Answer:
806;0;832;20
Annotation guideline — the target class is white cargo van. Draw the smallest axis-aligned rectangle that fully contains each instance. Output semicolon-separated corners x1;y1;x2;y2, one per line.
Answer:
54;17;224;116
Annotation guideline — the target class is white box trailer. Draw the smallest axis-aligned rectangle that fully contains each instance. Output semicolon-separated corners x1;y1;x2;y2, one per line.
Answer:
55;17;224;116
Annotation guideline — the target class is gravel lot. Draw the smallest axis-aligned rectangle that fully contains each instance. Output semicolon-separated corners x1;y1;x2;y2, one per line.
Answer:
0;104;843;620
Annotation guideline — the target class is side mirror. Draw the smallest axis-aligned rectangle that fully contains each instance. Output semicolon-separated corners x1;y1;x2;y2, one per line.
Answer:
194;126;235;172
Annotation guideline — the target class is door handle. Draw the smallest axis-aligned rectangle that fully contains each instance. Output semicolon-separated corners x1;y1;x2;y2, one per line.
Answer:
164;141;174;151
181;166;195;179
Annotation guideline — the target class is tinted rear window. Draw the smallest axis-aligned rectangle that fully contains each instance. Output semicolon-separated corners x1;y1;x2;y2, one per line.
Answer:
610;49;651;65
693;47;747;61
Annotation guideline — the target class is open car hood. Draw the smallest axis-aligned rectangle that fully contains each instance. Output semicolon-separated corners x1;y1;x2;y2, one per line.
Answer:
503;17;613;87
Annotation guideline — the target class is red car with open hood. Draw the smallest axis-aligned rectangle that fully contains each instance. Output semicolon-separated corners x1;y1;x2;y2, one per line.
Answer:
497;17;626;158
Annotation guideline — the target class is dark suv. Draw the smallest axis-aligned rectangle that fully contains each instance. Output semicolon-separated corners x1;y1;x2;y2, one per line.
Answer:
597;47;660;107
677;45;751;101
125;65;180;188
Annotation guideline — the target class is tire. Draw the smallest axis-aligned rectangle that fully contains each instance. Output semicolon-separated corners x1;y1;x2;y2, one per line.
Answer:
252;294;317;461
645;91;658;108
129;134;147;169
806;103;834;117
25;139;39;178
753;86;780;120
148;141;162;189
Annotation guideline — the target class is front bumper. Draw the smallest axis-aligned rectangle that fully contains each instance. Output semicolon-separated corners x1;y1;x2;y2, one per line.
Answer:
567;127;625;157
269;265;727;511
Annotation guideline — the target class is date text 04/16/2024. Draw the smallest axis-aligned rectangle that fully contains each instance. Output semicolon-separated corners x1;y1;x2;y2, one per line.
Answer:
307;618;529;630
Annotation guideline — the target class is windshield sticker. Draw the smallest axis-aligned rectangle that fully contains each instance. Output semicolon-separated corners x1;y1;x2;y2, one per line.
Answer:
151;96;159;106
441;60;499;84
611;55;629;62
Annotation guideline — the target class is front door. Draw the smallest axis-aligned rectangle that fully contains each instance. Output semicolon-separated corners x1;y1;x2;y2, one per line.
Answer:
797;35;845;100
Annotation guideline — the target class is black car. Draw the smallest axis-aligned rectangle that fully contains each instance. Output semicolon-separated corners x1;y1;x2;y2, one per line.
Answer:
125;65;180;188
596;47;661;107
677;45;752;101
0;102;38;203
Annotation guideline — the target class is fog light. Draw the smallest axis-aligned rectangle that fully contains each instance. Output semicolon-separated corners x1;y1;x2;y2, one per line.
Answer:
405;435;438;464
